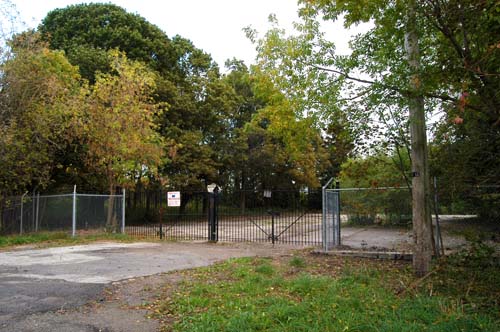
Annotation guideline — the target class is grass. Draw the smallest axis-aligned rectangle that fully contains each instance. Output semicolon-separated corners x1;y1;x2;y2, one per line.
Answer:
0;231;133;249
149;250;499;332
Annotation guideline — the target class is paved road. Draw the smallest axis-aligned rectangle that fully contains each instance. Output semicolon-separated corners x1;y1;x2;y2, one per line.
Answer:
0;241;288;332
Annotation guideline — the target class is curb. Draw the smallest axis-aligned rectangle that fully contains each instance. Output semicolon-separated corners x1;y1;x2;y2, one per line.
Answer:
312;250;413;261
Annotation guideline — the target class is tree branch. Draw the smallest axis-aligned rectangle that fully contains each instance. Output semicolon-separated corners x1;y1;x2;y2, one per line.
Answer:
337;89;371;102
423;0;466;60
308;63;472;108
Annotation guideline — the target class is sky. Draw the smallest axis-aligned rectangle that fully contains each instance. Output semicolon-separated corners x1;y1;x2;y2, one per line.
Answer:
6;0;366;69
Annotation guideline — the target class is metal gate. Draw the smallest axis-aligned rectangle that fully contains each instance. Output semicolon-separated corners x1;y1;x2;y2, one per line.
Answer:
126;189;323;246
322;179;341;251
216;189;323;245
126;191;209;241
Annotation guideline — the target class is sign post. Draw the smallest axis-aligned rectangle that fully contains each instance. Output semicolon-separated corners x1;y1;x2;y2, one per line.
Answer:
207;184;219;242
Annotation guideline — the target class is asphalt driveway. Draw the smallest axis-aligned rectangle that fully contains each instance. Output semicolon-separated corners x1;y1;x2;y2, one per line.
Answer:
0;241;288;332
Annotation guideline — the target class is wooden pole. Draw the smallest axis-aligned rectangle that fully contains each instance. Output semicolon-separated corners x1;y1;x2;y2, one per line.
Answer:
405;0;433;276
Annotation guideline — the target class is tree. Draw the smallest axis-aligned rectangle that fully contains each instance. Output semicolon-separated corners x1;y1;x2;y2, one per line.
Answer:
39;3;178;82
81;51;164;227
424;0;500;221
195;59;331;193
248;0;499;274
405;0;433;276
0;32;83;197
218;59;257;193
246;68;331;189
0;0;21;61
39;3;227;193
158;43;228;191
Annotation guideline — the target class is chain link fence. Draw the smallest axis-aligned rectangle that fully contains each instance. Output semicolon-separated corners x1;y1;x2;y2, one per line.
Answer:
0;188;125;236
434;182;500;221
337;180;500;226
337;186;412;226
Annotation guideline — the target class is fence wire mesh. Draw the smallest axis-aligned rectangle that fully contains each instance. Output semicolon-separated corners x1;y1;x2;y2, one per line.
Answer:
36;194;73;232
76;194;124;233
323;189;339;251
0;191;124;236
338;187;412;226
434;184;500;220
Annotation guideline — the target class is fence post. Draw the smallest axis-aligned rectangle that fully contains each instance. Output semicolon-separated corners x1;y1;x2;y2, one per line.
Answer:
208;188;219;242
335;181;341;246
271;213;275;246
322;184;326;251
208;192;214;241
121;188;126;234
433;177;444;256
32;191;36;232
72;185;77;237
214;188;218;242
322;178;334;252
20;191;28;235
35;192;40;232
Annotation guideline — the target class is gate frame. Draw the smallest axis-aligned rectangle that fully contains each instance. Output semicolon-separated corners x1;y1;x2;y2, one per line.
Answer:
322;178;341;251
208;187;219;242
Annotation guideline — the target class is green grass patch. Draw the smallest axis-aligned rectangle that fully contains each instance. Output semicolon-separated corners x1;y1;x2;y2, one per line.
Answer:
0;232;133;249
151;252;499;332
289;256;306;268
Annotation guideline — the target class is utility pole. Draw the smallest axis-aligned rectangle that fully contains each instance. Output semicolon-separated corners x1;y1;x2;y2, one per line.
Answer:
405;0;433;276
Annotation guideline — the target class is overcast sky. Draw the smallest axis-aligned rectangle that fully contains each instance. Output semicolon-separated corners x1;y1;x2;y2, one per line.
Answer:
8;0;368;69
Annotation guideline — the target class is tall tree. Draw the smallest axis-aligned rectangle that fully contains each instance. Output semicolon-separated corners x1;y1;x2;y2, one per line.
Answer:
0;32;83;197
248;0;499;274
246;68;331;189
424;0;500;220
158;39;227;191
82;51;164;227
39;3;178;82
219;59;265;193
405;0;433;275
39;3;227;192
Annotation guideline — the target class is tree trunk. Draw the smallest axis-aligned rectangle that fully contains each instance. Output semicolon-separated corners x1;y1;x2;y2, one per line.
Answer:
405;0;433;276
107;183;117;232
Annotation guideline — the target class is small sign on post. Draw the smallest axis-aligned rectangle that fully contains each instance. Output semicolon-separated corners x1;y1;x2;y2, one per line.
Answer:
167;191;181;207
207;183;219;193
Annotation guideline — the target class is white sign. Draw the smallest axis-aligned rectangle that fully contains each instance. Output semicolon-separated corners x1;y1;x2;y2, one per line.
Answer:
207;183;218;193
167;191;181;207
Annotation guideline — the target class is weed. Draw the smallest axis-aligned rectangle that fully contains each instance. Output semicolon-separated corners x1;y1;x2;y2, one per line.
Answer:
152;253;499;331
255;262;274;275
289;256;306;268
424;240;500;317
